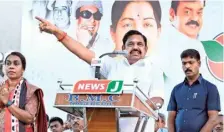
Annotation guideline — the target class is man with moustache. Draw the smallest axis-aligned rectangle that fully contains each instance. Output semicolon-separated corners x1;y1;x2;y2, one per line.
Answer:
167;49;221;132
213;114;223;132
74;0;113;54
157;1;209;108
36;13;165;130
36;1;164;130
48;0;73;29
64;112;84;132
169;0;205;39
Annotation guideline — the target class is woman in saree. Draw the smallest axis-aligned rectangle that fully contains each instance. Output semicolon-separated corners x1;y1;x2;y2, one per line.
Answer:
0;51;47;132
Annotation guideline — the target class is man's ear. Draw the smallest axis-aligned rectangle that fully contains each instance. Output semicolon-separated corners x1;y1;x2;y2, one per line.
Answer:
199;60;201;67
157;26;161;38
145;46;148;52
169;8;175;22
122;45;125;50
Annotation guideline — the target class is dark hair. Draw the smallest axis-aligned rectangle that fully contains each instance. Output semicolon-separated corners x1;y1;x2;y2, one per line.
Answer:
122;30;147;47
180;49;200;61
75;7;81;19
171;0;206;14
49;117;64;125
53;0;72;16
158;113;166;123
5;51;26;70
111;1;162;31
46;114;49;122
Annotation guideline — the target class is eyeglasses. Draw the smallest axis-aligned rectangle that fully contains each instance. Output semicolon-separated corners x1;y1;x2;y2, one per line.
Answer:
79;10;102;21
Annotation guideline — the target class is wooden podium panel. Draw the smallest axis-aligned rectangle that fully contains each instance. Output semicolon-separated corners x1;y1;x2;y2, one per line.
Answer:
86;108;116;132
54;92;158;131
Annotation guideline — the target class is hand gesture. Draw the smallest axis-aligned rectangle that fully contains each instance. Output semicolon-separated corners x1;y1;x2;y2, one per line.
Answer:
63;121;72;130
76;24;93;46
35;16;58;34
0;83;9;105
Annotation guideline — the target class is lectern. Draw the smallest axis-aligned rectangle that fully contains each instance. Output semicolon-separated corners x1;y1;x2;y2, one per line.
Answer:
54;79;158;132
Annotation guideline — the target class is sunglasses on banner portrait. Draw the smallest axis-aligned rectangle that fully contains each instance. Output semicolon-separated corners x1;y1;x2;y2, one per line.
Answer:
79;10;102;21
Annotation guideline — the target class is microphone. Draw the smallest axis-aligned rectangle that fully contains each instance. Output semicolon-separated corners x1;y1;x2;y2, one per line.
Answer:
93;50;129;79
112;50;128;57
99;50;128;58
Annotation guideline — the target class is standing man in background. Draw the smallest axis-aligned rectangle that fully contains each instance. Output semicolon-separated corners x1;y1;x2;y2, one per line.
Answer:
49;117;64;132
167;49;221;132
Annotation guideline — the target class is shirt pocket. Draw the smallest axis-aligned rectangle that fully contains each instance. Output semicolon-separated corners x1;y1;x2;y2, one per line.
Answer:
191;92;207;110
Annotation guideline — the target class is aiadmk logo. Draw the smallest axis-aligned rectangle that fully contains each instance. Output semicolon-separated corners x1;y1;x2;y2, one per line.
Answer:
72;80;124;94
201;32;224;81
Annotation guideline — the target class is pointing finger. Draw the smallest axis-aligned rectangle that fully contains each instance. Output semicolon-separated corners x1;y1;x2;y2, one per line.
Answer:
35;16;47;23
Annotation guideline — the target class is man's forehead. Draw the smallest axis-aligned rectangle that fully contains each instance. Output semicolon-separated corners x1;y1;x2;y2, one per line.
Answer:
6;55;20;61
55;1;68;7
127;35;144;42
179;0;204;7
181;57;197;61
50;121;60;125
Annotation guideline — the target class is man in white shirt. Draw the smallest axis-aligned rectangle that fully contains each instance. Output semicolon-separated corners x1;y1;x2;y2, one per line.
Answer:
37;14;165;131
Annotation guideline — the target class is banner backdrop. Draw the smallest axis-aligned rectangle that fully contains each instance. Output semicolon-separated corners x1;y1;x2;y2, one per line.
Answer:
21;0;224;125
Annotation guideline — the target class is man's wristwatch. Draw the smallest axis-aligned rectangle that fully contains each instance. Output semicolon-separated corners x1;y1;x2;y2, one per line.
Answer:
5;100;14;107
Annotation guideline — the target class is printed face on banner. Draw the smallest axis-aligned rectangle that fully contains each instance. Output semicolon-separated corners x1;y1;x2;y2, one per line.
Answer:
53;0;72;29
77;5;101;37
170;0;204;39
31;0;48;20
110;1;160;54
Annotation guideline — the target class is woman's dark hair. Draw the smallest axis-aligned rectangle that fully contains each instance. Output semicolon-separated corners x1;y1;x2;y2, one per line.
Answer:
5;51;26;70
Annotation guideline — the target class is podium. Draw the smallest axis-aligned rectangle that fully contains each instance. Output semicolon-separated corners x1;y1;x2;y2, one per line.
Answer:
54;80;158;132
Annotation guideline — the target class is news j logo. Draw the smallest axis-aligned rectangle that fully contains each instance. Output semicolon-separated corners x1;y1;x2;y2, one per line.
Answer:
201;32;224;82
73;80;124;94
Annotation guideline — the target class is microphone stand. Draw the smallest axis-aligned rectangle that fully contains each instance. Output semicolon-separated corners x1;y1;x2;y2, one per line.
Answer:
95;52;125;80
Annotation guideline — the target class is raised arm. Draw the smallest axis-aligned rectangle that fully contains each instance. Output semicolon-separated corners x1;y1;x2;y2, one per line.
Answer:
36;16;95;64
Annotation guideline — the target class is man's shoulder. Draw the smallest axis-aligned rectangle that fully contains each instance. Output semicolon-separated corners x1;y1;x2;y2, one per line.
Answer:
173;82;184;91
202;78;217;89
